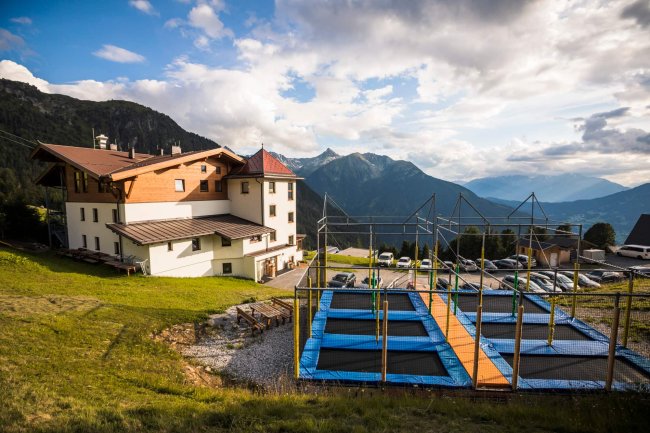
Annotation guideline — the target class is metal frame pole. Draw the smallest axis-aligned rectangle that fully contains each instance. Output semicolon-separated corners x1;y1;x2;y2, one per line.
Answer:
511;291;524;391
605;294;621;391
293;291;300;379
381;299;388;382
472;304;483;389
622;273;634;347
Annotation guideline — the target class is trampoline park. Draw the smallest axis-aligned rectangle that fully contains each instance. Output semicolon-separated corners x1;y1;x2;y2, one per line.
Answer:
293;194;650;392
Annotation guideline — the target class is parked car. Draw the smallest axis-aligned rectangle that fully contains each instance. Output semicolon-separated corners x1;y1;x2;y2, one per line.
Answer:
396;257;412;268
500;275;546;293
630;265;650;278
559;271;601;288
443;261;455;270
528;272;562;293
377;252;394;267
436;277;450;289
458;258;478;272
509;254;537;268
475;259;499;272
616;245;650;260
493;258;523;270
420;259;433;270
536;271;578;291
359;276;383;289
460;282;492;291
327;272;356;288
585;269;625;283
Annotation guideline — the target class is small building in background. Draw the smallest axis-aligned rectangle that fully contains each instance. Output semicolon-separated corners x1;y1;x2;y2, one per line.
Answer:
625;214;650;247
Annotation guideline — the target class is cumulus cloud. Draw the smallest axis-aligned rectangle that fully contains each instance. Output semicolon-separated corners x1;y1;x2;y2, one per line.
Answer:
188;2;232;39
92;44;145;63
621;0;650;28
129;0;158;16
0;28;26;52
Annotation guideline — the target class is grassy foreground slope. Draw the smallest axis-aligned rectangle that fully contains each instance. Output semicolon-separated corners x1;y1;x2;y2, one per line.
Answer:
0;248;648;433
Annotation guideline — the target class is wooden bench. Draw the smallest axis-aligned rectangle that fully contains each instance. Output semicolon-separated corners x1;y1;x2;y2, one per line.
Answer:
271;298;293;321
250;303;291;327
104;260;138;276
236;307;264;335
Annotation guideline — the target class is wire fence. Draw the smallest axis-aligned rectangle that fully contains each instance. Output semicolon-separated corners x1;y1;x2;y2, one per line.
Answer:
293;265;650;392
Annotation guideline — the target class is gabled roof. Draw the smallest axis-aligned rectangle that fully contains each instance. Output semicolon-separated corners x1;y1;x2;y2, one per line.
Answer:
30;143;151;179
30;143;245;181
226;148;297;179
106;214;274;245
625;214;650;246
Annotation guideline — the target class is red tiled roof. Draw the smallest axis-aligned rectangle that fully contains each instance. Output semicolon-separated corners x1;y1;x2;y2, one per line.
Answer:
228;148;296;178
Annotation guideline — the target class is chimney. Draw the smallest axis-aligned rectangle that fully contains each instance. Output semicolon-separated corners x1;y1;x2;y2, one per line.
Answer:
128;147;136;159
95;134;109;150
109;143;118;151
171;145;182;155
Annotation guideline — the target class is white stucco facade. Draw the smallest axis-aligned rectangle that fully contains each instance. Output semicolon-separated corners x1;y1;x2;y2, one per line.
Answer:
66;202;122;256
123;200;231;223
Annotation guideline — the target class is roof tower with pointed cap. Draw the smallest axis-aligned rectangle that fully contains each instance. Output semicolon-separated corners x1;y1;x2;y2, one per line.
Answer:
227;148;298;178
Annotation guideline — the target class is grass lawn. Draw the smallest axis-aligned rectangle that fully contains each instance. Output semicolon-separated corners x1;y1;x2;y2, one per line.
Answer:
1;248;649;432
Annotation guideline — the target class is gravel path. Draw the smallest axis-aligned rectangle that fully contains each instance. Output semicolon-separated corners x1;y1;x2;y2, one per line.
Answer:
181;303;294;389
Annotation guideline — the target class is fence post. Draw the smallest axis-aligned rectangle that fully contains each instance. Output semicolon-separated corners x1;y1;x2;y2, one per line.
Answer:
308;277;313;338
547;296;556;346
381;299;388;382
605;294;621;391
622;273;634;347
472;304;482;389
294;291;300;380
571;263;579;318
511;292;525;391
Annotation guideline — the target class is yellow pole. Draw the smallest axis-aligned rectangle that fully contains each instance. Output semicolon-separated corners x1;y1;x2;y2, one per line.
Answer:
316;260;320;289
472;304;482;389
445;283;451;341
431;244;438;311
293;295;300;379
547;296;556;346
622;274;634;347
308;277;313;338
525;247;532;292
381;299;388;382
571;263;579;318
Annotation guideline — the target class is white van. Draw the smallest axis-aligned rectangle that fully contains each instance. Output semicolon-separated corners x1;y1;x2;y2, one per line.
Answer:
377;252;394;267
617;245;650;260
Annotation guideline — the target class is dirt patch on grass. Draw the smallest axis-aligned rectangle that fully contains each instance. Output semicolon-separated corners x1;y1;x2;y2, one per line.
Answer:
0;295;102;317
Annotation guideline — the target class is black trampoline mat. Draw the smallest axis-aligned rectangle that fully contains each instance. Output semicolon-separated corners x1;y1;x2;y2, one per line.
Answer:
501;355;650;382
329;292;415;311
317;349;448;376
455;294;547;314
480;323;593;340
324;319;428;336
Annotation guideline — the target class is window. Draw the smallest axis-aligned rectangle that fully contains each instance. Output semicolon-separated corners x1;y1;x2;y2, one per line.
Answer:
215;180;223;192
201;164;207;173
221;237;231;247
200;180;209;192
269;205;276;217
92;208;98;223
94;237;100;251
82;172;88;193
289;235;294;245
270;231;276;242
112;209;118;223
114;242;120;255
82;235;87;248
223;263;232;274
241;181;249;194
269;181;276;193
74;171;81;193
80;208;85;221
250;235;261;243
167;241;173;252
288;212;294;223
191;237;201;251
215;166;222;174
175;179;185;192
288;182;294;200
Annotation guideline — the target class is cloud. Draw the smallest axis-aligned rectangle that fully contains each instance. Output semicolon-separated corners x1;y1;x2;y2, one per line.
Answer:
621;0;650;28
92;44;145;63
188;3;232;39
0;28;26;51
129;0;158;16
0;60;49;91
10;17;32;25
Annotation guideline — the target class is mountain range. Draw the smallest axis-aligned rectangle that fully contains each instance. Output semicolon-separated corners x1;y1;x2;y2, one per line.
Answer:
464;174;628;202
1;78;647;247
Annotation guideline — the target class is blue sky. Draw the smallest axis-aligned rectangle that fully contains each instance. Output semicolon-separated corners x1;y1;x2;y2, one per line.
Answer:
1;0;649;186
